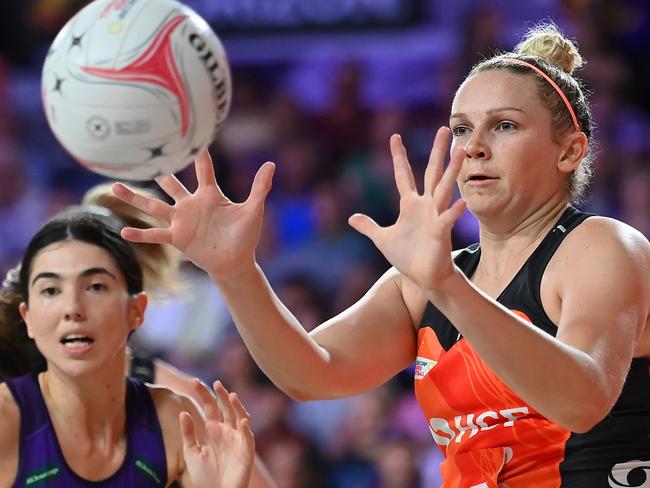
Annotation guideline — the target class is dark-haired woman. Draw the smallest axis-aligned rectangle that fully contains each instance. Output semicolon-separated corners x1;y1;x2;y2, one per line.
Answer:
0;209;255;487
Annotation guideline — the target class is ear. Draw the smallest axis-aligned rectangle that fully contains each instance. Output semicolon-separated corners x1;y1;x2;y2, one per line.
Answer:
127;292;148;333
557;131;588;174
19;302;34;339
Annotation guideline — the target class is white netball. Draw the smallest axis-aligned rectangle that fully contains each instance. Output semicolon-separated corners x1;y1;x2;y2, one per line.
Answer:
41;0;231;181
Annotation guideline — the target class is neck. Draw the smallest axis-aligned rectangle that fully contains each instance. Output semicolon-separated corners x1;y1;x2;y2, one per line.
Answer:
40;356;127;443
477;199;569;270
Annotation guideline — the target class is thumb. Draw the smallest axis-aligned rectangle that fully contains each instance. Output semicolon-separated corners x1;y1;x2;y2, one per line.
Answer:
441;198;466;229
179;411;200;455
246;162;275;206
348;213;381;243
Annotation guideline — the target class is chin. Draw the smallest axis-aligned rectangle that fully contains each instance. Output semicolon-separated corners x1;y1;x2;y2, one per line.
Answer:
463;195;502;217
49;359;106;381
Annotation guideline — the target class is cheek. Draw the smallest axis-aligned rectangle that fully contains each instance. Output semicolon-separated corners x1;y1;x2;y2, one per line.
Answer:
449;137;463;153
24;310;54;339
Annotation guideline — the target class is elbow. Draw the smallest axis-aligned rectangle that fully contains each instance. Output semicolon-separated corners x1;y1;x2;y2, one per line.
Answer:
281;379;346;402
552;362;622;433
283;387;313;402
279;383;324;402
564;413;605;434
556;392;613;434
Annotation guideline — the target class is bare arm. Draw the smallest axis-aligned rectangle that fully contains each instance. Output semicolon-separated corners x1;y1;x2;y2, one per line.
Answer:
216;265;417;400
112;150;417;402
430;218;650;432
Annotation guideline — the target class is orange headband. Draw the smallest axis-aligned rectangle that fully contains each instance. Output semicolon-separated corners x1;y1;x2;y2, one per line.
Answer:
506;58;581;132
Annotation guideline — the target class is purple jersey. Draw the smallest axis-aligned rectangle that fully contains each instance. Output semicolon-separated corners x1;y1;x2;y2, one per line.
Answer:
6;373;168;487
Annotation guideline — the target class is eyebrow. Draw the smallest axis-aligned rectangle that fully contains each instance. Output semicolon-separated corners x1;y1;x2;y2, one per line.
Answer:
450;106;526;119
31;267;118;286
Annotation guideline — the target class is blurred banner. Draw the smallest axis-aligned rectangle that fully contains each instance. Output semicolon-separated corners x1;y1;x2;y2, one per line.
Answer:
204;0;425;33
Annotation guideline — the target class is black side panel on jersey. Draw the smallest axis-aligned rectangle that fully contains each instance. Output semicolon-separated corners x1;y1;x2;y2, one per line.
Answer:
561;357;650;483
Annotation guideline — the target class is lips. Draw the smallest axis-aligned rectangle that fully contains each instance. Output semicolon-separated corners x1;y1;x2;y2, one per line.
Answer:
60;333;95;348
465;174;497;182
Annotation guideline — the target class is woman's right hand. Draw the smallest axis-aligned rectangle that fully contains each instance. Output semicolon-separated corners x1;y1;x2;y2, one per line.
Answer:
111;150;275;279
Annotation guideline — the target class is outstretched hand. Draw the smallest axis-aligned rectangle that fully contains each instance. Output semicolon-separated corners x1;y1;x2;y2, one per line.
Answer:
111;150;275;279
348;128;466;292
180;380;255;488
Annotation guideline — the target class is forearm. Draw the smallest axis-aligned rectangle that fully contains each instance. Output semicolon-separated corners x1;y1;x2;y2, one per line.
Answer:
212;263;333;400
430;270;611;432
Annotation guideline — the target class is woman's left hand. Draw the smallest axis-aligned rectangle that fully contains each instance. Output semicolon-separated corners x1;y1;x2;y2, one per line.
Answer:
180;380;255;488
348;128;466;292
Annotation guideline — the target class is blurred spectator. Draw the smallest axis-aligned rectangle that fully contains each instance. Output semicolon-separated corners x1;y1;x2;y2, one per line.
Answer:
374;436;421;488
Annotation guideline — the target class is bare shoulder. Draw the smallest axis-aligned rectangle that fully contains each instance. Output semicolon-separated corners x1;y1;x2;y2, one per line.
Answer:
546;215;650;327
565;217;650;355
557;216;650;271
0;383;20;485
149;384;198;427
577;215;648;245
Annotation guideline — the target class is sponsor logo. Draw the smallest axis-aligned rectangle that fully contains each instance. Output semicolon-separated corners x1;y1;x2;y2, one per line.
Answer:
428;407;529;446
135;458;163;485
608;460;650;488
26;465;60;486
414;356;436;380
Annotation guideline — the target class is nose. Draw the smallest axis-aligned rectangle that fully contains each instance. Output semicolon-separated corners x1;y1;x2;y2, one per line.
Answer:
63;291;86;322
464;129;490;160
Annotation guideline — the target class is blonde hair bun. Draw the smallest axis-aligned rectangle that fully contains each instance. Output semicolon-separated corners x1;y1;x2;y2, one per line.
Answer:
515;23;584;74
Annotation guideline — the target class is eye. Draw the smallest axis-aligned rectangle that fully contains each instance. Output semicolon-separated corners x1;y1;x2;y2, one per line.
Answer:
88;282;108;292
496;121;517;132
451;125;470;138
40;287;60;297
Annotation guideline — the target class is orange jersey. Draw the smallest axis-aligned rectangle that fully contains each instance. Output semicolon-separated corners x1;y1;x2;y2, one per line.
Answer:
415;323;569;487
415;207;650;487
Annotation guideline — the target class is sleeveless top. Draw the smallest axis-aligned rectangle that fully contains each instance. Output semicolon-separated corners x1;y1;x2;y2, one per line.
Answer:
414;206;650;487
6;373;169;487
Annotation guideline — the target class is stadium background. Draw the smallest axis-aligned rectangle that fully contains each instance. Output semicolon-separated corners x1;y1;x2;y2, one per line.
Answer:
0;0;648;486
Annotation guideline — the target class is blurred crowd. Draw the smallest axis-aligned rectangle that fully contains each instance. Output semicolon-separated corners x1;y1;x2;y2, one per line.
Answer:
0;0;648;486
